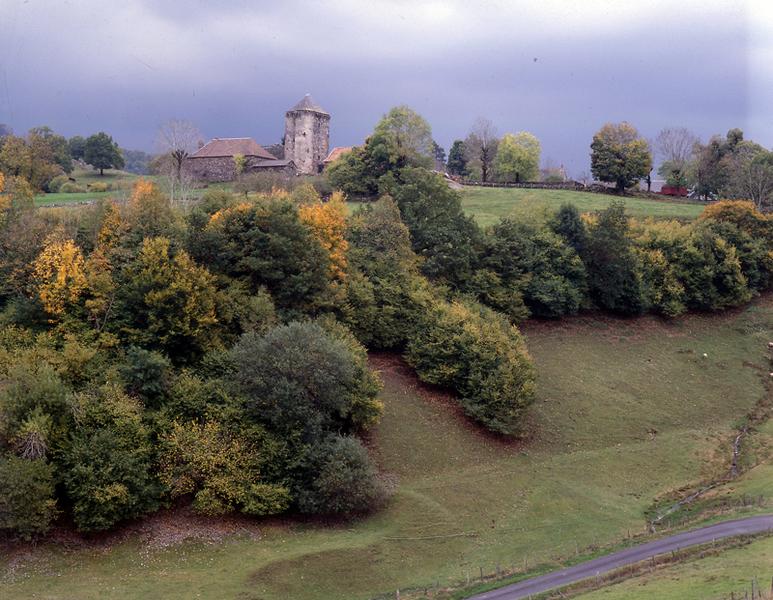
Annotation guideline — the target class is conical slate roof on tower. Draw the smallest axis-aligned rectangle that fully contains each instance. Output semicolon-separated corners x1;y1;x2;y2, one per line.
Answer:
288;94;329;115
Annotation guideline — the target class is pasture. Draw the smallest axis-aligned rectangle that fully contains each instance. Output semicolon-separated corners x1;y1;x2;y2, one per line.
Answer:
459;186;707;226
2;297;772;600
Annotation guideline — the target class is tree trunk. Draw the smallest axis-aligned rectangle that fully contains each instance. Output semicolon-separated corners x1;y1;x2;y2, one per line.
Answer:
100;168;104;176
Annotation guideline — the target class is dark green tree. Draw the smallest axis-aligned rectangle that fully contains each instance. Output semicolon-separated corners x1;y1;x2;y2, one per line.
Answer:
84;132;124;175
550;203;588;256
446;139;468;176
584;201;647;314
61;385;159;532
389;167;482;287
68;135;87;161
0;456;57;540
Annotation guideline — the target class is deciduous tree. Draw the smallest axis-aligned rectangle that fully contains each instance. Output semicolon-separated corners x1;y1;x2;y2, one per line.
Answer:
84;132;124;175
494;132;541;183
590;122;652;192
465;117;498;182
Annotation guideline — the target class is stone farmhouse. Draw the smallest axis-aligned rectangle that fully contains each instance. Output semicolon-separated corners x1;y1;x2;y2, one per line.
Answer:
185;94;333;182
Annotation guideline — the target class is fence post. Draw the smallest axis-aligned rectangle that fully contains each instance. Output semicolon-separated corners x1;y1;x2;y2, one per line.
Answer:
479;566;483;581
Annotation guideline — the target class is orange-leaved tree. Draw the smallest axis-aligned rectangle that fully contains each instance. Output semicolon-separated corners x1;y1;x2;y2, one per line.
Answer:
32;234;87;317
298;191;349;284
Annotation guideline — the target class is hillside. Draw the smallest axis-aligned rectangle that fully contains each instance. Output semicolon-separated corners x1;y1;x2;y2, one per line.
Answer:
3;295;771;599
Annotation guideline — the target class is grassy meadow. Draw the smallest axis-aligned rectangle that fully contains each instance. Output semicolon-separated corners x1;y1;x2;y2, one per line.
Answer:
574;535;773;600
2;295;772;600
33;168;142;206
459;186;707;226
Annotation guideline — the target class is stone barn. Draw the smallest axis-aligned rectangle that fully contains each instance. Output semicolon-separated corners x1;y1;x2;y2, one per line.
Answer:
186;138;296;182
284;94;330;174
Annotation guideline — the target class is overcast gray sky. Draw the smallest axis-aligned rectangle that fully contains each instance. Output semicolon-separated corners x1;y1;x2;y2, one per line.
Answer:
1;0;771;175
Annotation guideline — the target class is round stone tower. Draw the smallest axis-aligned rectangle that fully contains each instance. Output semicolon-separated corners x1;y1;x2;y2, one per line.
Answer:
284;94;330;175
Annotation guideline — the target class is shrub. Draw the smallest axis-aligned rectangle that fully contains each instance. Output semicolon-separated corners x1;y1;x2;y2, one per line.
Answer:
0;456;58;540
233;172;297;195
119;346;173;408
405;299;536;436
59;181;87;193
158;420;290;516
344;196;433;349
0;358;70;445
230;321;383;439
195;198;331;316
480;219;587;318
88;182;111;193
296;435;386;515
61;384;160;531
46;174;70;193
584;201;648;315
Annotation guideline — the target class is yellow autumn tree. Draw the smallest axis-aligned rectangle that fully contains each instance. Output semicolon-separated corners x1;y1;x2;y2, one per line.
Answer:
32;234;87;317
298;191;349;283
0;172;7;214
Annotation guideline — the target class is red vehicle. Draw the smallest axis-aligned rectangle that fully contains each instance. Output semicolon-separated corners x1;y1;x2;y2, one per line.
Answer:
660;185;688;197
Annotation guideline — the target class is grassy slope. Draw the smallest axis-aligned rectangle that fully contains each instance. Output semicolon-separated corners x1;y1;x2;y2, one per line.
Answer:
459;186;706;227
34;168;143;206
2;299;772;599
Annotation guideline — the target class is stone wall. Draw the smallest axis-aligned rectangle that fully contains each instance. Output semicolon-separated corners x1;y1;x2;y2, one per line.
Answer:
284;110;330;175
185;156;237;182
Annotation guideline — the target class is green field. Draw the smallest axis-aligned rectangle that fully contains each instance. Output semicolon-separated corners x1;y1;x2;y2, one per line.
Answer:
575;535;773;600
2;299;772;599
459;186;707;227
33;168;143;206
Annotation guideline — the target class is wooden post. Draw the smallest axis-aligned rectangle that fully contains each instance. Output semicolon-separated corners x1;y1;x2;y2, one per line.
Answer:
396;590;400;600
466;570;470;585
479;566;483;581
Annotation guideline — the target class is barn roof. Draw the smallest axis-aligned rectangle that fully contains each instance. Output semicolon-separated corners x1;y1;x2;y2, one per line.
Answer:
189;138;275;160
288;94;329;115
323;146;354;163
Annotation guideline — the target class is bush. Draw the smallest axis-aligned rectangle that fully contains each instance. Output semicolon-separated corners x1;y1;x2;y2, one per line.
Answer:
584;202;648;315
61;385;159;531
46;174;70;193
194;198;331;317
296;435;386;514
87;182;111;193
344;196;432;349
158;420;290;516
119;346;173;408
0;456;58;540
390;168;482;287
405;299;536;436
59;181;87;193
479;219;587;318
0;358;70;445
230;321;383;439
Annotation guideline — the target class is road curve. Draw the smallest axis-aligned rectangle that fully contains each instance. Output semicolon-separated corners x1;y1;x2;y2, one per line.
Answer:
469;514;773;600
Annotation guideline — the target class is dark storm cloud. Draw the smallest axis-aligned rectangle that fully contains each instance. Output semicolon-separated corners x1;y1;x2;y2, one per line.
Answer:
0;0;769;174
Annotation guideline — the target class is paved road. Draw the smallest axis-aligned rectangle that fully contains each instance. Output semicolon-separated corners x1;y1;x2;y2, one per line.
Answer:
469;514;773;600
